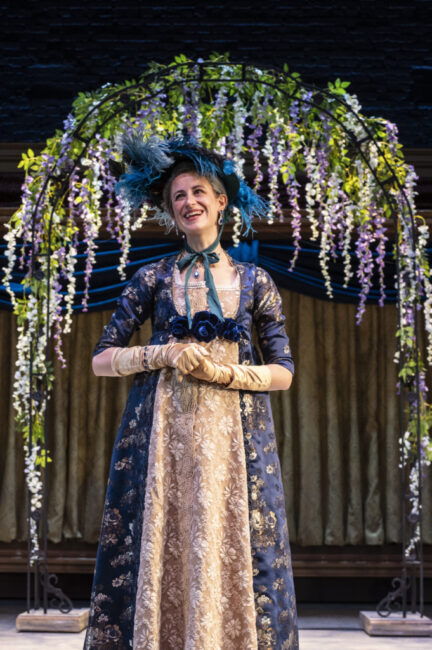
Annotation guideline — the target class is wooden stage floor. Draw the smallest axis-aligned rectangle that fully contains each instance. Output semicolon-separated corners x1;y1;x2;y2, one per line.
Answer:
1;602;431;649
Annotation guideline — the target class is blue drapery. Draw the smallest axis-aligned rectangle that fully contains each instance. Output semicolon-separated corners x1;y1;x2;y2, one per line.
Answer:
0;238;398;311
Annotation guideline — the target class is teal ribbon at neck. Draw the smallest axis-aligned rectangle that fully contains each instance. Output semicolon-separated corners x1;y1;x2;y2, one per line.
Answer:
176;228;225;327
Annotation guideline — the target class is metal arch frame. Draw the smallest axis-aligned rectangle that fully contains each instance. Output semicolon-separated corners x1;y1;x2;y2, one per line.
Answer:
25;59;424;617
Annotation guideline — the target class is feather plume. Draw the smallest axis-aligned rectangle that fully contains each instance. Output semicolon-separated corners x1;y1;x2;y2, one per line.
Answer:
116;133;175;208
122;133;173;172
232;178;270;235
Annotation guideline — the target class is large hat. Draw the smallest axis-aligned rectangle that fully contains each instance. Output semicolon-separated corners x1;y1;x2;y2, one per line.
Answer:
113;132;269;235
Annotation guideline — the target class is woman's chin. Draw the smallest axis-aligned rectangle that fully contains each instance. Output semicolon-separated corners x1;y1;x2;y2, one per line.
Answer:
181;220;217;236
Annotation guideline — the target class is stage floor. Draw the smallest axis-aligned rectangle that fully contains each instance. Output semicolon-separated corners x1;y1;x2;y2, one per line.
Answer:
1;602;431;649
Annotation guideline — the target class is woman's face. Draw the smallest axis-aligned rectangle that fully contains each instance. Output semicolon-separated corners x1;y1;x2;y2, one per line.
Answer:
170;172;227;239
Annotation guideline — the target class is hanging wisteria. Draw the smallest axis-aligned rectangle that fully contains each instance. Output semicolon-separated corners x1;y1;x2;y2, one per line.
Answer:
3;53;432;565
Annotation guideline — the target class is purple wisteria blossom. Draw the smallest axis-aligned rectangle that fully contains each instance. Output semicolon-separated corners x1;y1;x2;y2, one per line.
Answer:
384;121;399;158
355;222;375;324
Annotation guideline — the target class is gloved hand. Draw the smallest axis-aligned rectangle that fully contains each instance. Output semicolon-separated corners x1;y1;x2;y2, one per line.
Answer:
190;357;272;391
110;343;208;377
146;342;209;374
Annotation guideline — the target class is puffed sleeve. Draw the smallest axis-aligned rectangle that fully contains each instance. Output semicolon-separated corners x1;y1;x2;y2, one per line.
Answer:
253;266;294;374
93;264;156;356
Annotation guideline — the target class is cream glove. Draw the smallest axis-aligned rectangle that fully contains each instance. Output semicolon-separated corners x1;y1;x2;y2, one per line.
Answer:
111;345;144;376
190;357;272;391
111;343;208;377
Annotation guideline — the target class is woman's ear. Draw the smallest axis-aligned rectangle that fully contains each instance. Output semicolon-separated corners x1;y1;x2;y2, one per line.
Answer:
218;193;228;211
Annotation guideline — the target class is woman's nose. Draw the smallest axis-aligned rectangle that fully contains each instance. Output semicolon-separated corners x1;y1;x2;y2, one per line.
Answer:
185;192;196;207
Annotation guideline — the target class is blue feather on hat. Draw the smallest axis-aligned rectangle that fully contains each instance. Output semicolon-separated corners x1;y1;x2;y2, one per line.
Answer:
116;133;175;208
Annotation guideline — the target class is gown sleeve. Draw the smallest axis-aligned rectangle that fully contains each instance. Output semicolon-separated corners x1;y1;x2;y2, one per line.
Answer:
93;265;156;356
253;266;294;374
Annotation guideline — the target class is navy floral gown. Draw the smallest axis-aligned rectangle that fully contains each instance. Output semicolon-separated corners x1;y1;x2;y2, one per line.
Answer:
84;253;298;650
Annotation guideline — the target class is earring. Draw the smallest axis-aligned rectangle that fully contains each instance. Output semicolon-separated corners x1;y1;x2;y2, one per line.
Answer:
218;210;224;225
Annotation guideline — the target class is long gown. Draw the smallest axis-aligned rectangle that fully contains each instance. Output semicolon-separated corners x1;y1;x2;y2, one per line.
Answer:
84;253;299;650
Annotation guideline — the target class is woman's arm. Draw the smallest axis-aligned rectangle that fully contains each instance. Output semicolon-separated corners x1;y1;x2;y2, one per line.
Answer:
92;348;117;376
189;359;292;391
253;267;295;383
93;341;293;386
92;266;156;367
93;343;210;377
267;363;293;391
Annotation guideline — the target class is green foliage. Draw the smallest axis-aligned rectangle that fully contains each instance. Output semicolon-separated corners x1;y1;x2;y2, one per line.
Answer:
327;78;351;95
17;148;41;174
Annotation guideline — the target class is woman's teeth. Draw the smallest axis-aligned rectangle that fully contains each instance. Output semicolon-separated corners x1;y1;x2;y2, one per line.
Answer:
184;211;202;219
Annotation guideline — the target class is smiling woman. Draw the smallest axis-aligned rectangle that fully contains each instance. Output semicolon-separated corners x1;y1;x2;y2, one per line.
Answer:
170;172;227;249
170;171;232;282
85;134;298;649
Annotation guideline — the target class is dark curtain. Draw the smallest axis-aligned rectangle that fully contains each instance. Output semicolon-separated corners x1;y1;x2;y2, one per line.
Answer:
0;292;430;545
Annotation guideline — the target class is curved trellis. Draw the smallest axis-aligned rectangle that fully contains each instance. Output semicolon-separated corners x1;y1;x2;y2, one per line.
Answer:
3;53;432;616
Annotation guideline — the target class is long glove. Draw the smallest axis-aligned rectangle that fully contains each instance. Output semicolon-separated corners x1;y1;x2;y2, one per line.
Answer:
190;357;272;391
111;343;208;377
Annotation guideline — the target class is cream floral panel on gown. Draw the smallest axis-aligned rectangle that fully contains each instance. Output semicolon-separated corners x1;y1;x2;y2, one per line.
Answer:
133;267;258;650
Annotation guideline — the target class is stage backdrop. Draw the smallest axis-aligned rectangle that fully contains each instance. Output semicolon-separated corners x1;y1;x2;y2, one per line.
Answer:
0;289;431;546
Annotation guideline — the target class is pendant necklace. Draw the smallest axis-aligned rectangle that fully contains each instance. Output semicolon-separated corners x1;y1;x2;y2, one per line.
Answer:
193;260;201;278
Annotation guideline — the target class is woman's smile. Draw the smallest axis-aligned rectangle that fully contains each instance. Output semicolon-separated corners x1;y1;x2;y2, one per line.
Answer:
182;208;204;222
178;203;207;228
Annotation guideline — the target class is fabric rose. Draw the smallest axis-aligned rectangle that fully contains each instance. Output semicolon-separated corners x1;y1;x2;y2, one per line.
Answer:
191;311;220;342
217;317;244;342
172;311;244;343
170;316;190;339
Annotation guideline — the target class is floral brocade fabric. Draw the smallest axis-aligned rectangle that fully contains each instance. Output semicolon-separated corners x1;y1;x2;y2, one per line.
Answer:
84;254;298;650
133;272;257;648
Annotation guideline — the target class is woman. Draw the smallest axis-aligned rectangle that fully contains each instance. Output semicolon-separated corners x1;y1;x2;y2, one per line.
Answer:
84;135;299;649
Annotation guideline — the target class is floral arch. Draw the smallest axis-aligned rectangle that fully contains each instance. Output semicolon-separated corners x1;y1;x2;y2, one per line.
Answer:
3;53;431;614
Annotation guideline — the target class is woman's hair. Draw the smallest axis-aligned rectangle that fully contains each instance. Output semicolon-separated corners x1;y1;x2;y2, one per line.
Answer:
162;161;227;215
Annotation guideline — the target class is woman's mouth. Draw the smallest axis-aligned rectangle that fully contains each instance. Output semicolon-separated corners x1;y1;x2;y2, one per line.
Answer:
183;210;203;221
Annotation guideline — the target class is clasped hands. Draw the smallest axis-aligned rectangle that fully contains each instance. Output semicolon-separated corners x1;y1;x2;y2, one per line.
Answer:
111;342;272;391
149;342;235;386
158;342;272;390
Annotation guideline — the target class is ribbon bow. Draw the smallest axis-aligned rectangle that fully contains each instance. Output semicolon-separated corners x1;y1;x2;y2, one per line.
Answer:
176;229;225;327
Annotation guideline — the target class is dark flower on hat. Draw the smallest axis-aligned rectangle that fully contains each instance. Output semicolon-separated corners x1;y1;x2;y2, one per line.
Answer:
191;311;220;342
170;316;190;339
218;317;244;342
